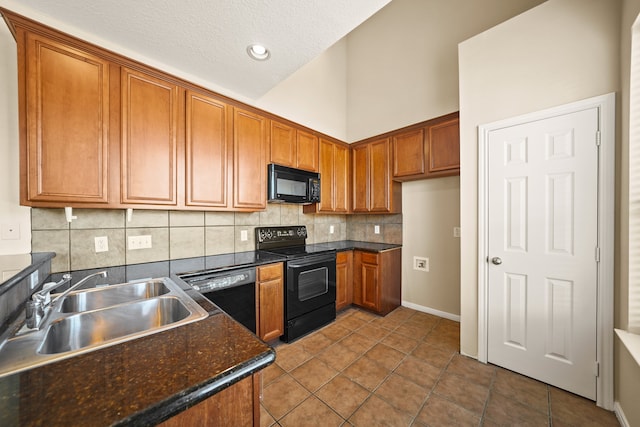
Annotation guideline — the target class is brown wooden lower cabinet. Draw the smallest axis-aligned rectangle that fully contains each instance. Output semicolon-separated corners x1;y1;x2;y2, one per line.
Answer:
256;263;284;341
159;374;259;427
353;248;401;316
336;251;353;311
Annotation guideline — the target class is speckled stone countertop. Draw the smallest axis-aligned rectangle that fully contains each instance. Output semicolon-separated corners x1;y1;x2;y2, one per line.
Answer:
0;287;275;427
314;240;402;253
0;241;400;426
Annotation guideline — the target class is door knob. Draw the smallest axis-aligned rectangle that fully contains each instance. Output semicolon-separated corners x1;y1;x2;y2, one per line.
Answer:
491;257;502;265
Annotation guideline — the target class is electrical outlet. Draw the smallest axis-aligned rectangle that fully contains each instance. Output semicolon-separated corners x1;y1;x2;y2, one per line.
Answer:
453;227;461;238
374;225;380;234
329;225;335;234
128;235;152;250
94;236;109;253
240;230;248;241
413;256;429;272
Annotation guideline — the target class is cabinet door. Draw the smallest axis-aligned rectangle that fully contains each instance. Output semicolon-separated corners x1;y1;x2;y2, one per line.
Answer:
369;138;392;213
354;251;381;312
333;143;350;213
233;108;267;209
428;118;460;173
296;130;319;172
185;91;230;207
351;144;369;213
393;128;425;178
121;68;179;205
160;375;255;427
24;33;110;203
270;120;296;168
359;254;380;312
257;263;284;341
317;139;335;212
336;251;353;311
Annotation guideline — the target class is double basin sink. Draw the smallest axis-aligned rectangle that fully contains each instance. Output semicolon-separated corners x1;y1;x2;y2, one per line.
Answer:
0;278;208;377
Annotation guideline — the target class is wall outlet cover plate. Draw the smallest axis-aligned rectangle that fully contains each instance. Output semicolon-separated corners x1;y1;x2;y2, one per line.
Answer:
413;256;429;272
94;236;109;253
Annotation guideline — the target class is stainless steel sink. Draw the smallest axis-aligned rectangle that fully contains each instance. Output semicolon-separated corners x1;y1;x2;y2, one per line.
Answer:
40;297;190;354
58;280;170;313
0;277;208;377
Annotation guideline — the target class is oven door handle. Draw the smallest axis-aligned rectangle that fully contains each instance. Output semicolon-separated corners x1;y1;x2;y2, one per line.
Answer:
287;253;336;268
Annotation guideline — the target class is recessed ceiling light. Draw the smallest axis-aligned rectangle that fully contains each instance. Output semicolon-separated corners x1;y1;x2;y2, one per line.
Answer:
247;44;270;61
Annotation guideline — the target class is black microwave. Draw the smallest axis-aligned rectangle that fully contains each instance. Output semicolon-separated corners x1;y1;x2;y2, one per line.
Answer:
267;164;320;204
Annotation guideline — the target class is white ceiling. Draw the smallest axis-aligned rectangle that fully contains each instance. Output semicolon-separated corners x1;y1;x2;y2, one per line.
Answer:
0;0;391;99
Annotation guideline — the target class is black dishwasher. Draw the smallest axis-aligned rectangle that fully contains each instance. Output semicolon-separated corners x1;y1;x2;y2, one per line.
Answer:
180;267;256;333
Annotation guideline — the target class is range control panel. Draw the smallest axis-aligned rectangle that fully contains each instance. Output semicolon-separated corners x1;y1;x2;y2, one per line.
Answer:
255;226;307;247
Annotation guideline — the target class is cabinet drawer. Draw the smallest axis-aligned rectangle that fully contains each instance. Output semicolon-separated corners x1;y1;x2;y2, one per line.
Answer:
336;251;351;264
360;252;379;265
258;263;283;281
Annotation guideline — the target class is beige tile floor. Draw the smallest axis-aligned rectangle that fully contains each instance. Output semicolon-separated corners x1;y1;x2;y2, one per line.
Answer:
260;307;620;426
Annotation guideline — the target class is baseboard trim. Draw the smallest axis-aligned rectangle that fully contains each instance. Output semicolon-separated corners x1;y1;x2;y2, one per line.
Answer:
614;401;630;427
401;301;460;322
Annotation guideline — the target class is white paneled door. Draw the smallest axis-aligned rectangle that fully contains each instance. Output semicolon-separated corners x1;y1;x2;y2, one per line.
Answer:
487;107;599;400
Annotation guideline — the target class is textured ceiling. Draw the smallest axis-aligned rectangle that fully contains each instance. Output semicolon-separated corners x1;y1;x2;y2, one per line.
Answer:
0;0;391;99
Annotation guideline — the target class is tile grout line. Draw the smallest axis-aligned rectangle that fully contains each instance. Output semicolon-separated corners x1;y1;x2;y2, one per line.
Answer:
478;361;499;426
547;384;553;426
271;308;459;426
268;310;379;424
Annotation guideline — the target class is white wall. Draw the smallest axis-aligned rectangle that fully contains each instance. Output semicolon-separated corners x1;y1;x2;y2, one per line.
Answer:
0;23;31;255
402;177;460;317
256;39;348;141
458;0;621;357
345;0;546;142
617;0;640;424
343;0;545;318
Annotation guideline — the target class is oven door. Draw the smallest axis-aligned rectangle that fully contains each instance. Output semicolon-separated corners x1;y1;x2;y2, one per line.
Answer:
285;253;336;320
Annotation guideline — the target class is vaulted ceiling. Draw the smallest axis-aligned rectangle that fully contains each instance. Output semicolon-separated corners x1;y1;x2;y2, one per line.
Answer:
0;0;391;99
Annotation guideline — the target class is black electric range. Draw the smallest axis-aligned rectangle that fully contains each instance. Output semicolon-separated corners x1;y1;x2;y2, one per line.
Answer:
255;226;336;342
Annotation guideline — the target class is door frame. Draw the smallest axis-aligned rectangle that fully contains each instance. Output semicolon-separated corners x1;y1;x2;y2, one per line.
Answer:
477;93;615;409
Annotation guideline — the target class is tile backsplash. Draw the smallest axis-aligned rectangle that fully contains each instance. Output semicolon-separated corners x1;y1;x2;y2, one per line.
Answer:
32;206;402;274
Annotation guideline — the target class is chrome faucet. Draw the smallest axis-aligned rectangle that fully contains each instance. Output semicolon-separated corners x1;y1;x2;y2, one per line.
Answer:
25;271;108;329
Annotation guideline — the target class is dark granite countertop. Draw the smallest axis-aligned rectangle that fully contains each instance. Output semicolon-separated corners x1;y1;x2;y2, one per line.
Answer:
313;240;402;253
0;252;55;295
0;289;274;427
0;242;400;426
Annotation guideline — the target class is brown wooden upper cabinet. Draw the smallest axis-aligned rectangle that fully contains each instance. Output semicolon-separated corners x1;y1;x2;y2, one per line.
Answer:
392;129;425;177
21;32;112;205
185;90;231;208
303;138;349;214
392;112;460;181
352;138;401;214
233;108;268;210
428;116;460;175
269;120;319;172
121;67;180;206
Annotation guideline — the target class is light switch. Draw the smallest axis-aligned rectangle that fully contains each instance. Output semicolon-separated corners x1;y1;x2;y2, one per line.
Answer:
240;230;248;241
374;225;380;234
128;235;152;250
